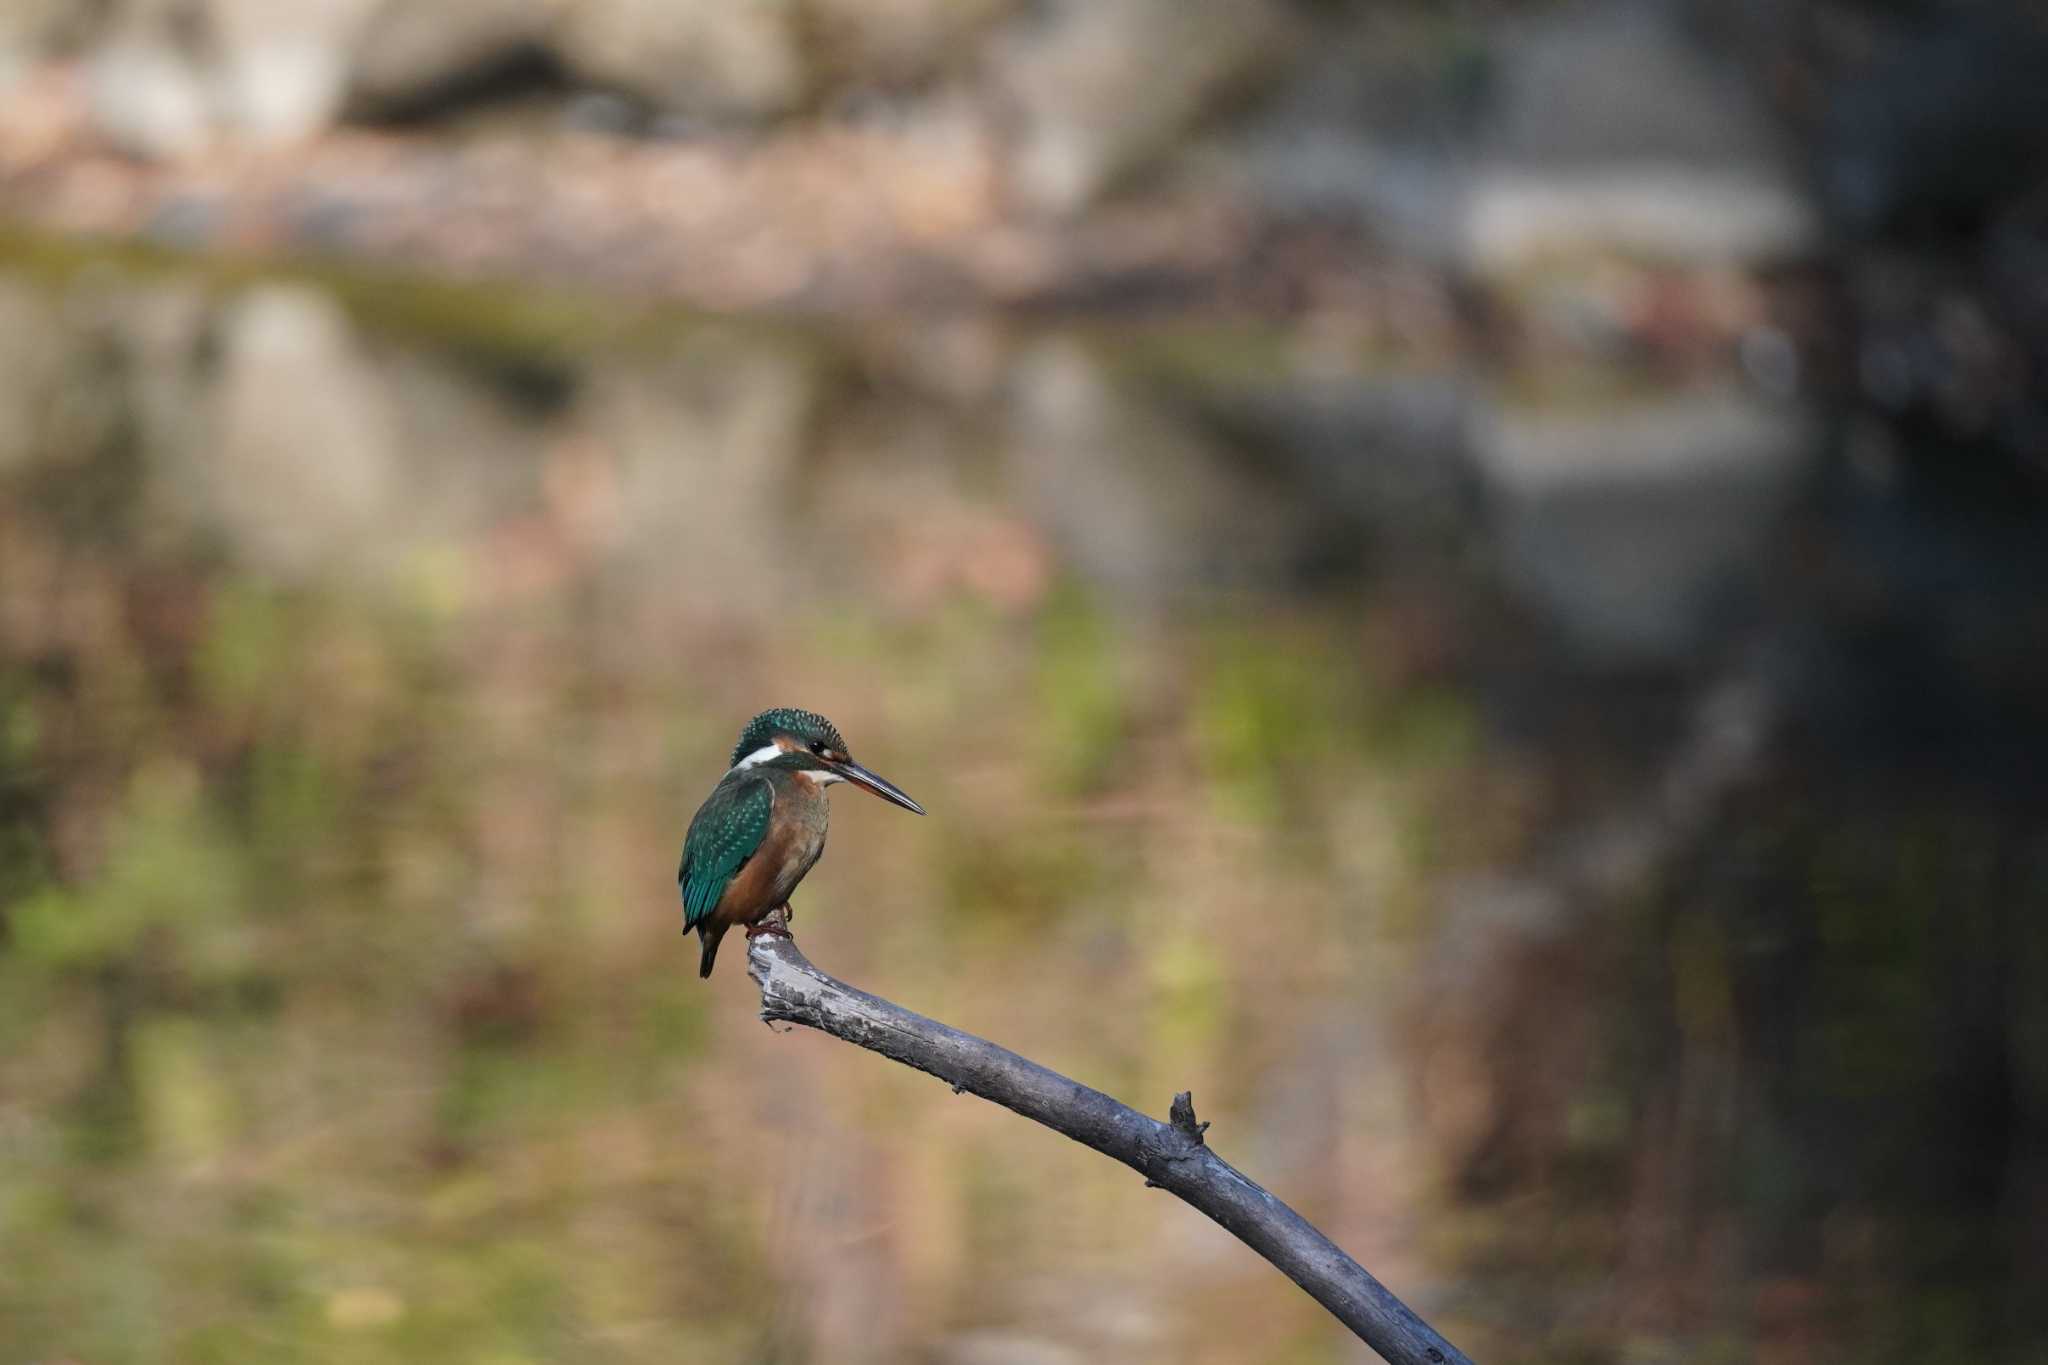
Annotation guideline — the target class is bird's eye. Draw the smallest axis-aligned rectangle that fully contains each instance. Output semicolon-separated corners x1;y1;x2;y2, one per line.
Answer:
809;741;826;755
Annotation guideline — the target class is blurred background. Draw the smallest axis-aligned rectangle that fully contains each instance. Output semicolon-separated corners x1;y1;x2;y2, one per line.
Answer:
0;1;2044;1362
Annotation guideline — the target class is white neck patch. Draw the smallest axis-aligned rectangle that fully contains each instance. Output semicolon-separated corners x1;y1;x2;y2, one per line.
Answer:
729;743;784;773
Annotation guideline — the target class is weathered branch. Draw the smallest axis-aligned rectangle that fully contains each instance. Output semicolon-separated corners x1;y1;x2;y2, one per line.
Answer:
746;926;1474;1365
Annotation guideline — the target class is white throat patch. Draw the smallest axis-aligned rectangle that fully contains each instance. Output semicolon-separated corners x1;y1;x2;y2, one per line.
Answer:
799;768;846;787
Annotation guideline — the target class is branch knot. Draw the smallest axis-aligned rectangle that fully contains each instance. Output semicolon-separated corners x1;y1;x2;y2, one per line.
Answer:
1169;1090;1211;1146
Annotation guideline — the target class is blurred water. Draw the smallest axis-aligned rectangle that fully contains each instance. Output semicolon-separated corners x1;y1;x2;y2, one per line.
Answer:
0;251;2043;1365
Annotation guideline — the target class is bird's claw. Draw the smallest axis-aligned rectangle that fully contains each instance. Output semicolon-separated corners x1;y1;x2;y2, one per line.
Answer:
746;905;795;939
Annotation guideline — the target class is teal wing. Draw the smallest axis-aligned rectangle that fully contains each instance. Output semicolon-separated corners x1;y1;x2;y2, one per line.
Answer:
678;776;774;930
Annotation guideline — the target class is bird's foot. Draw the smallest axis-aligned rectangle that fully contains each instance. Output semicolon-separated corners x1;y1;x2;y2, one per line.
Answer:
746;905;794;940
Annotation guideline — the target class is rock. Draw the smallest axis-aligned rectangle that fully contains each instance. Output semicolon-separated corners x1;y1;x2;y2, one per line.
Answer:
1166;372;1480;556
218;37;350;140
989;0;1295;213
0;0;72;92
84;0;382;152
1003;340;1305;598
0;0;68;49
1463;164;1815;272
207;0;381;141
574;333;817;610
85;39;214;160
552;0;808;122
1229;4;1816;269
1462;5;1816;268
203;286;405;575
1213;15;1486;244
348;0;562;117
1472;388;1815;663
808;0;1015;89
1483;7;1786;176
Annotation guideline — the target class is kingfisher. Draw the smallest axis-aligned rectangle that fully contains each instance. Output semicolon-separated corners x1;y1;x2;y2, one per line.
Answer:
679;707;925;978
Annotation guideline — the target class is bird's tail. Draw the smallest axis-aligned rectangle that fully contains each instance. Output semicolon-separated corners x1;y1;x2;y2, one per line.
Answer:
697;923;727;979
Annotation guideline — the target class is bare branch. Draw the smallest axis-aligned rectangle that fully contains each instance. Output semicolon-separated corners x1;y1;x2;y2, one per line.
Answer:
746;929;1475;1365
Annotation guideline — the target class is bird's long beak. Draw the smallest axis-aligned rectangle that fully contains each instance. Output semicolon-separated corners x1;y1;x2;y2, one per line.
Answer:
834;760;926;815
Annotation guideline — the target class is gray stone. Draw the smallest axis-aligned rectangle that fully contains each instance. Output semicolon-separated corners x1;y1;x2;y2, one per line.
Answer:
1003;340;1303;598
574;333;818;609
85;40;214;161
1206;14;1486;240
1463;5;1816;267
216;36;350;141
203;285;405;575
1228;4;1816;269
990;0;1295;213
81;0;380;150
208;0;380;141
1461;163;1816;271
808;0;1015;88
1472;389;1816;662
348;0;560;115
552;0;808;122
0;0;71;91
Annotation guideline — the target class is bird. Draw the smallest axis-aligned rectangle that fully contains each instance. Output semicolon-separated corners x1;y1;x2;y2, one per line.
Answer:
679;707;924;979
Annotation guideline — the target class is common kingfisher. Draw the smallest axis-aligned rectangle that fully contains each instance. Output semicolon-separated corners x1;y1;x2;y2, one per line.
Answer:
679;708;925;978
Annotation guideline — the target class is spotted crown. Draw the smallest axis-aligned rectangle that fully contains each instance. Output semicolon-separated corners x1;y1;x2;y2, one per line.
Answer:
730;708;848;765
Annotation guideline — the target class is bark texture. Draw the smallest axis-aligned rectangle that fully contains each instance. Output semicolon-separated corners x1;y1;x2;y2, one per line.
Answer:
745;924;1475;1365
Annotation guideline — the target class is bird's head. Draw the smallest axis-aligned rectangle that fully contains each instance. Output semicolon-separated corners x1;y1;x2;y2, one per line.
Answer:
727;707;925;814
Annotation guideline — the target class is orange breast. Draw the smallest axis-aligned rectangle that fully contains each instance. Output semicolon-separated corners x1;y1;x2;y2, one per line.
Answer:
710;781;829;929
